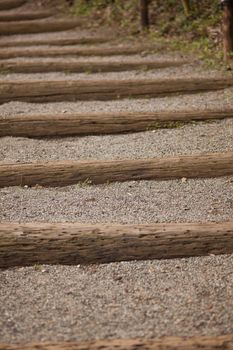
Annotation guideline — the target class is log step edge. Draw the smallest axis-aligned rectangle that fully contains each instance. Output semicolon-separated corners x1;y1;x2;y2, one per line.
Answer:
1;334;233;349
0;110;232;137
0;152;232;187
0;221;233;267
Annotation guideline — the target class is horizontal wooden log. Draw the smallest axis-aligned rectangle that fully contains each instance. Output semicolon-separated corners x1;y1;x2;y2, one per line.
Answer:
0;36;112;47
0;59;187;74
0;18;80;35
0;77;233;103
0;10;52;21
0;0;25;11
1;109;232;137
0;152;232;187
0;45;154;59
0;221;233;267
1;335;233;349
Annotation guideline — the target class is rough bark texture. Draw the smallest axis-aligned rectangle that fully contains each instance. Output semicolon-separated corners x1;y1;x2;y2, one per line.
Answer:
0;45;154;59
182;0;191;16
223;0;233;61
0;36;112;47
0;109;232;137
0;59;186;74
0;11;52;21
0;77;233;103
140;0;149;28
0;19;80;35
1;335;233;349
1;221;233;267
0;0;25;10
0;152;232;188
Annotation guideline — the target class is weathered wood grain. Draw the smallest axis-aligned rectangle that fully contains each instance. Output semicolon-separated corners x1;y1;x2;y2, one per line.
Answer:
0;109;232;137
0;0;25;11
0;45;154;59
0;77;233;103
1;221;233;267
0;59;186;73
1;335;233;349
0;152;232;188
0;36;112;47
0;10;52;21
0;18;80;35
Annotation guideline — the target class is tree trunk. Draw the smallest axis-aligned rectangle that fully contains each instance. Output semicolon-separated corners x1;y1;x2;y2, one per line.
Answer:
182;0;191;16
140;0;149;29
222;0;233;61
66;0;74;6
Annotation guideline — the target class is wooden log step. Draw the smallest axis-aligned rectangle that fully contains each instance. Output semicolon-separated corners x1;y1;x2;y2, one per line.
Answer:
0;152;232;187
0;18;80;35
0;0;26;11
0;10;52;21
2;335;233;350
0;36;112;47
0;221;233;267
1;109;232;138
0;45;154;59
0;77;233;103
0;59;187;74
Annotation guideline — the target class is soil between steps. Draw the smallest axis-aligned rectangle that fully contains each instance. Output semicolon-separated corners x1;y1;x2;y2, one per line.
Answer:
1;255;233;343
0;64;229;81
0;11;233;345
0;177;232;224
0;53;185;64
1;88;232;117
0;118;232;162
0;28;114;45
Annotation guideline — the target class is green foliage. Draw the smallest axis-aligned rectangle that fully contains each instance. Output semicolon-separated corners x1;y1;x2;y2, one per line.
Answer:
33;264;42;271
72;0;114;15
70;0;231;67
71;0;139;27
149;0;221;39
0;68;10;75
77;178;93;188
71;0;221;37
148;120;185;131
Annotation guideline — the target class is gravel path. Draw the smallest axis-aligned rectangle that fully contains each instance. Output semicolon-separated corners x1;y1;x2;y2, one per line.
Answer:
1;178;232;224
1;118;232;162
1;64;230;81
0;27;113;44
0;88;233;117
0;53;185;63
1;255;233;343
1;6;233;344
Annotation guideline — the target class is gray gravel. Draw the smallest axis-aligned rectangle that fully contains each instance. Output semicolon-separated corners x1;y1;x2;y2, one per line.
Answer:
0;178;232;223
1;88;233;117
1;64;229;81
0;41;153;51
1;15;233;345
0;27;114;44
1;118;233;162
1;255;233;343
1;53;185;63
